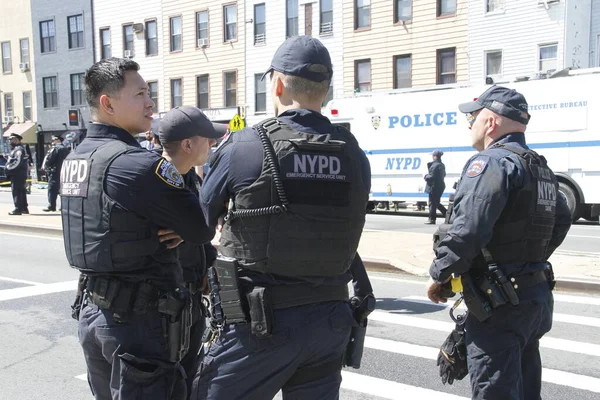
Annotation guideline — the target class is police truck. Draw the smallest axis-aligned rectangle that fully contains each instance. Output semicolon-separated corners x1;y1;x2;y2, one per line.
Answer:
323;68;600;222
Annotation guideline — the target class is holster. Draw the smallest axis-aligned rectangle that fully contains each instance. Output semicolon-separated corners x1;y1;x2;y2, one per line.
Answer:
344;294;376;369
158;288;193;363
71;273;88;320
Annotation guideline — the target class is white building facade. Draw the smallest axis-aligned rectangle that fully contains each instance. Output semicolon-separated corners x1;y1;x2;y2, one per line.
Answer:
244;0;343;126
468;0;593;83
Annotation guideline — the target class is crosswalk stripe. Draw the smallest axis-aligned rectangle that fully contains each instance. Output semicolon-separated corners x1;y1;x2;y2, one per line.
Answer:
0;280;77;301
401;295;600;328
340;371;469;400
0;276;42;286
364;337;600;393
368;311;600;357
554;293;600;306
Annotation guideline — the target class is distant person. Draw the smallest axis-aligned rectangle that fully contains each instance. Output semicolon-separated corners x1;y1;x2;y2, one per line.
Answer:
424;150;447;224
42;135;71;212
5;133;29;215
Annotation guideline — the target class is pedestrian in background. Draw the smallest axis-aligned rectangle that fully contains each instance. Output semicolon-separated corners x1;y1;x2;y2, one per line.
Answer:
5;133;29;215
42;135;71;212
424;150;447;224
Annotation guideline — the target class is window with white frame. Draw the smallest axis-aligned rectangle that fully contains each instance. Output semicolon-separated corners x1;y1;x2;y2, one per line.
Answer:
197;75;209;109
20;39;29;64
43;76;58;108
100;28;111;59
123;25;134;55
255;74;266;112
146;20;158;55
171;79;182;108
286;0;298;38
485;50;502;77
355;59;371;92
1;42;11;73
71;73;85;106
170;17;182;52
224;71;237;107
486;0;505;13
23;92;31;121
40;20;56;53
148;81;158;113
224;4;237;42
539;43;558;73
4;93;13;116
196;11;209;44
254;4;266;44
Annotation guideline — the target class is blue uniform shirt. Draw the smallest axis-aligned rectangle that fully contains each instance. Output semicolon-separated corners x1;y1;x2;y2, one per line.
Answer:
200;109;372;287
430;132;572;283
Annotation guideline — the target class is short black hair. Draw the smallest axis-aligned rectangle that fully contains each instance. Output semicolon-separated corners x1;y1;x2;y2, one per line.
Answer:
84;57;140;109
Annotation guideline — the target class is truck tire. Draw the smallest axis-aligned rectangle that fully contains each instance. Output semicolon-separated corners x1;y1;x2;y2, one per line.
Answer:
558;181;581;222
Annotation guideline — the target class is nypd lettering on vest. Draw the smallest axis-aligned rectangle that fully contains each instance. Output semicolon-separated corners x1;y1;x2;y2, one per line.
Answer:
283;153;349;181
532;165;557;213
60;159;91;197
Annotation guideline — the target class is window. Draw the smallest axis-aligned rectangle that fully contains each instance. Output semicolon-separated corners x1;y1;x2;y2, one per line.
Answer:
286;0;298;38
123;24;134;56
254;4;266;44
196;11;209;45
486;0;505;13
148;81;158;113
23;92;31;121
20;39;29;65
4;94;13;117
170;79;182;108
197;75;209;109
394;55;411;88
170;16;182;52
355;59;371;92
146;20;158;55
320;0;333;34
322;83;333;107
597;34;600;67
68;14;84;49
539;43;558;73
254;74;266;112
394;0;412;22
1;42;11;73
100;28;111;59
40;20;56;53
437;0;456;16
355;0;371;29
437;48;456;84
224;4;237;42
43;76;58;108
224;71;237;107
485;51;502;77
71;73;85;106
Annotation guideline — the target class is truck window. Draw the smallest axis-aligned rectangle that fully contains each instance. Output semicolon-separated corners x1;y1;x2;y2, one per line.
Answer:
333;123;351;131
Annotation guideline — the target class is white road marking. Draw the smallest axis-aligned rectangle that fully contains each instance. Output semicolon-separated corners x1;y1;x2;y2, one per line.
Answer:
364;337;600;393
0;280;77;301
368;311;600;357
0;230;62;241
0;276;42;285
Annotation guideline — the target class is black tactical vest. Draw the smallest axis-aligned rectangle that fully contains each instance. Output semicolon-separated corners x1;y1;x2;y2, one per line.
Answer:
219;118;369;277
60;140;164;273
434;143;557;264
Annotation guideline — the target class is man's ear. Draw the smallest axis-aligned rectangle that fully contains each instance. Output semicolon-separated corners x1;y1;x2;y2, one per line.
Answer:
274;76;284;97
99;94;114;115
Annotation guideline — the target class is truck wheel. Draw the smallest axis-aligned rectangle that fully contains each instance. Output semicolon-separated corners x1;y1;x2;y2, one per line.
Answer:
558;181;581;222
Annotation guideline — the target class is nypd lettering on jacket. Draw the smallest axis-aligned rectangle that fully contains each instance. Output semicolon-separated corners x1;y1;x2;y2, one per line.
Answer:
282;153;349;181
60;159;90;197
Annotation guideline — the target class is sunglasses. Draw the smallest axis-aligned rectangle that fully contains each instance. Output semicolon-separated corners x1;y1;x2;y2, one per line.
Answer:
465;112;478;126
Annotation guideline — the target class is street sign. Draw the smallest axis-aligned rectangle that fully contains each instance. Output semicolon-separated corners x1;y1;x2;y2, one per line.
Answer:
229;114;245;132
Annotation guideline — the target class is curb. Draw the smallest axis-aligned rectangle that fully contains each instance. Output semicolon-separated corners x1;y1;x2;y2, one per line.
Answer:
2;222;599;294
0;221;63;236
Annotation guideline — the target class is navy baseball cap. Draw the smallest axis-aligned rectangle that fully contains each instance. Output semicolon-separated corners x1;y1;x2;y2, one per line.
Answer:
159;106;227;143
458;85;531;125
260;35;333;82
432;150;444;157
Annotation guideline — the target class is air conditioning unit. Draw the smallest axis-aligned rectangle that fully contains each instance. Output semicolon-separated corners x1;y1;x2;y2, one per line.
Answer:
3;115;13;124
19;62;29;72
132;23;144;33
124;50;134;58
538;0;560;9
197;38;209;48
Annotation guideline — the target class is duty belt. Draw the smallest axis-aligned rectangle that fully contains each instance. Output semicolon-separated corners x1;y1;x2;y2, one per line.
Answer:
85;276;163;315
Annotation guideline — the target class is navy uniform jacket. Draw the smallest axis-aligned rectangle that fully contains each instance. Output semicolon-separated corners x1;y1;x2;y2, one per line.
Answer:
425;159;446;194
44;143;71;175
430;132;572;285
178;168;218;283
5;144;29;177
77;123;215;286
201;109;372;288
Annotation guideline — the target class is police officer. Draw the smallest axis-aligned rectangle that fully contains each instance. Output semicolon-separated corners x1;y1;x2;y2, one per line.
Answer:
62;57;215;400
158;106;225;398
427;85;573;399
192;35;372;399
5;133;29;215
42;135;71;212
424;149;447;224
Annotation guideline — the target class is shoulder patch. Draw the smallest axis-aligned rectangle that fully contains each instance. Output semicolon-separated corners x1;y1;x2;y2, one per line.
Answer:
466;158;488;178
155;159;184;189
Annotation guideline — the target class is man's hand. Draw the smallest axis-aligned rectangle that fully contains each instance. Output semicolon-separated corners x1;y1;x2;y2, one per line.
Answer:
427;277;450;304
158;228;184;249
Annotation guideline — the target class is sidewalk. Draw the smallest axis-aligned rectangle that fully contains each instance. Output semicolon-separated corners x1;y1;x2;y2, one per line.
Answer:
1;202;598;291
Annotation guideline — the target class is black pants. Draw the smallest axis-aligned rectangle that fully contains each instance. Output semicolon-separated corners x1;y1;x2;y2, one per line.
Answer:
10;175;28;211
47;171;59;209
428;190;447;222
